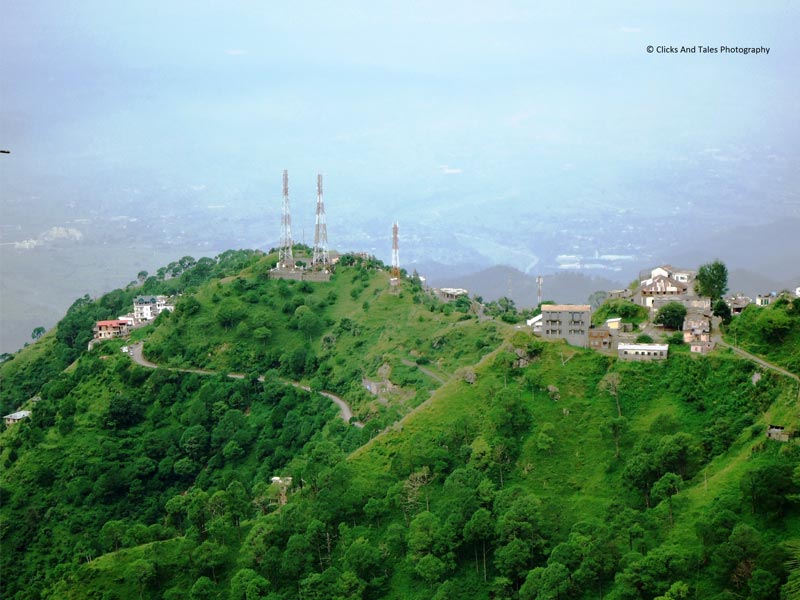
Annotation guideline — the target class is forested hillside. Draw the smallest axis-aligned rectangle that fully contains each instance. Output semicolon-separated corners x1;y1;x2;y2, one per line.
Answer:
1;251;799;600
726;298;800;376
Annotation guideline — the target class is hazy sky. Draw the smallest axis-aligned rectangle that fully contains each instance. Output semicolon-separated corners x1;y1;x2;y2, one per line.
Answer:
1;1;799;352
3;2;798;198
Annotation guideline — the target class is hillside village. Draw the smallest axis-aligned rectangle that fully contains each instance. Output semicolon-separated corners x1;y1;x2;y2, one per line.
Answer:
4;256;798;431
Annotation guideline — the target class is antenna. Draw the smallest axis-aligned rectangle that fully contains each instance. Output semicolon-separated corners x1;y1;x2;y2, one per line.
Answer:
536;275;543;307
278;170;294;268
391;222;400;278
312;173;330;268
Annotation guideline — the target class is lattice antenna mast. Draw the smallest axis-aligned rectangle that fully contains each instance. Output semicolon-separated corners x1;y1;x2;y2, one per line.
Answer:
536;275;543;307
391;222;400;278
278;170;294;268
312;174;330;267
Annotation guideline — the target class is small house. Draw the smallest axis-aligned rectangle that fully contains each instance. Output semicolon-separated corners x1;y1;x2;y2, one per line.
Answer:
589;327;611;350
435;287;469;302
756;293;775;307
690;341;714;354
683;318;711;343
93;320;130;340
4;410;31;425
767;425;790;442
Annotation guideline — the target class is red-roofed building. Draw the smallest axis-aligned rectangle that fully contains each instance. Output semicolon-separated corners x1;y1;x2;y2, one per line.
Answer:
93;320;130;341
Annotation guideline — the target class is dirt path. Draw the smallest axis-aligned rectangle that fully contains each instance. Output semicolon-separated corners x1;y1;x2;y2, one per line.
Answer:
714;335;800;399
128;343;363;427
400;359;449;384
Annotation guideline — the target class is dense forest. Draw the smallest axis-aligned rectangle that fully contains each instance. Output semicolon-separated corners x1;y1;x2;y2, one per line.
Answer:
1;249;799;599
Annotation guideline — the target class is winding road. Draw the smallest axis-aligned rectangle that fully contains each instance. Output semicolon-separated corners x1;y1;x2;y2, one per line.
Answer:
128;343;363;428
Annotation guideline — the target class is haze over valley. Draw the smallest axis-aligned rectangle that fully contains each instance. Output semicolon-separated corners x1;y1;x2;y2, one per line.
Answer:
2;2;798;352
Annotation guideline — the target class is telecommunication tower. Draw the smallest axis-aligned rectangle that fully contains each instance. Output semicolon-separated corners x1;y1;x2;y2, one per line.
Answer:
312;174;330;268
391;222;400;278
536;275;543;307
278;170;294;269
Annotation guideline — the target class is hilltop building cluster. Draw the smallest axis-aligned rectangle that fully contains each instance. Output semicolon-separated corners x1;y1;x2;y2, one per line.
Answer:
524;264;724;360
90;295;175;348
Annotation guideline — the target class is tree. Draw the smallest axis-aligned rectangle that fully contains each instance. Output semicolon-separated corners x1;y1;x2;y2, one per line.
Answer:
190;576;216;600
695;260;729;300
655;302;687;330
416;554;446;586
588;290;609;310
604;416;628;459
100;520;126;552
294;305;323;340
126;559;155;600
137;270;148;283
31;326;45;340
230;568;270;600
652;472;682;526
713;299;732;324
464;508;494;582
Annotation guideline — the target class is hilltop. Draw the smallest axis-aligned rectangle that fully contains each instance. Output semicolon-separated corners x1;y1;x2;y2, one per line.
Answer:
1;248;799;600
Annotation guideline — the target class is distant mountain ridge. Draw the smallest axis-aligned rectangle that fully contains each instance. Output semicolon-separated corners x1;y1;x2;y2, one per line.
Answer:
427;265;625;307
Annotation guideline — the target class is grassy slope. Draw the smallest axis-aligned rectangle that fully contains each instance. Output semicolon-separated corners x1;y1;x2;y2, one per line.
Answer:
3;257;799;599
725;299;800;376
144;256;503;422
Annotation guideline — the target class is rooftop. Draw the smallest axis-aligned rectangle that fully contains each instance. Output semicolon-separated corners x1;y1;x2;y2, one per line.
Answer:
542;304;591;312
3;410;31;420
618;343;669;352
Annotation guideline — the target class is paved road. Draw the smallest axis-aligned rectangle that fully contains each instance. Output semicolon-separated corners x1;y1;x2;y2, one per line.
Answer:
128;343;363;427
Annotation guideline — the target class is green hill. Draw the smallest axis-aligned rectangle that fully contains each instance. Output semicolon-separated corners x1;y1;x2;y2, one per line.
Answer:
1;250;799;600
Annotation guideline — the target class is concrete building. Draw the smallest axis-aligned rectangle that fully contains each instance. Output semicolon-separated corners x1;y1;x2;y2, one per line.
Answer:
133;295;174;321
652;296;711;315
756;293;775;307
93;320;130;340
541;304;591;347
435;287;469;302
639;276;689;308
690;341;715;354
589;327;612;350
726;294;752;316
641;265;695;285
618;343;669;361
683;318;711;344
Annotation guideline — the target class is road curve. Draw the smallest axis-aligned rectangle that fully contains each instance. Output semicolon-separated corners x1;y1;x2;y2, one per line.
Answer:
714;336;800;400
128;342;364;428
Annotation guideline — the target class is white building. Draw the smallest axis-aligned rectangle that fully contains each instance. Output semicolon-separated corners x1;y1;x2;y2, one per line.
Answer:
133;295;174;322
618;343;669;361
4;410;31;425
526;313;543;333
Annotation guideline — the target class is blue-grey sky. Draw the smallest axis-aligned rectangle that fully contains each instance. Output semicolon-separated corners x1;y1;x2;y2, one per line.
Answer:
1;1;798;352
